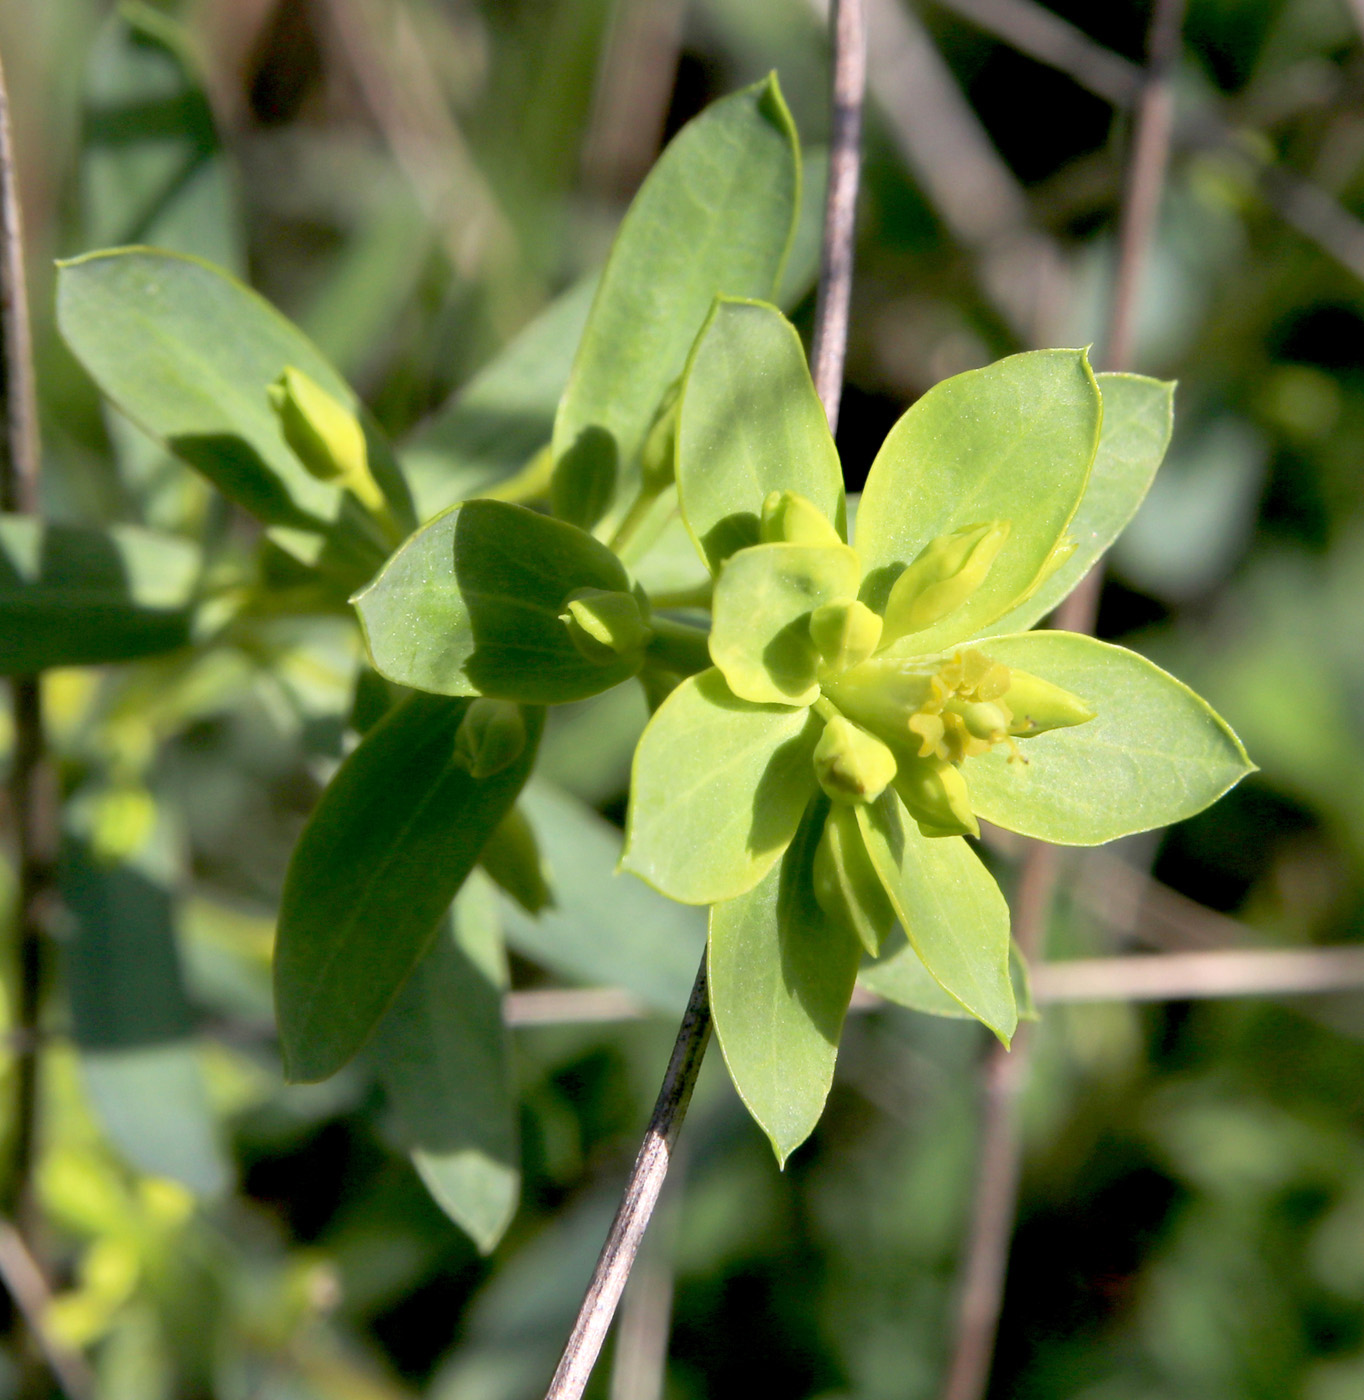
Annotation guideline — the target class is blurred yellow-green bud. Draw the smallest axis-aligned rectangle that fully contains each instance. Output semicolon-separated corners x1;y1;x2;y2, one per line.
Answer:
454;700;527;779
809;598;883;675
1001;668;1094;736
480;805;553;913
814;715;898;805
813;804;896;956
561;587;652;664
268;366;386;515
892;749;979;839
759;489;843;548
881;521;1010;642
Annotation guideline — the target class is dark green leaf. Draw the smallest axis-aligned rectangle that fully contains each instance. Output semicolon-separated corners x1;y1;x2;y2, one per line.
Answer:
274;692;542;1082
354;499;640;703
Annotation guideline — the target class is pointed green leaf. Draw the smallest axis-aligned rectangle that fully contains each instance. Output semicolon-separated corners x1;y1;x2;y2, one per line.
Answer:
965;631;1254;844
677;299;844;571
81;2;244;273
401;278;598;520
709;798;862;1165
553;76;801;512
354;499;639;703
501;782;704;1013
275;693;542;1082
623;668;821;904
0;516;199;673
855;793;1015;1042
982;373;1175;636
373;875;518;1254
56;248;413;569
860;933;1034;1023
856;349;1101;652
709;541;861;704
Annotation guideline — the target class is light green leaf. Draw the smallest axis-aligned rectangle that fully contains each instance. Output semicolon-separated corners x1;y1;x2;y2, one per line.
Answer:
501;781;705;1013
709;541;861;704
861;934;1034;1022
966;631;1254;844
856;349;1101;652
56;248;412;564
354;499;639;703
402;277;597;520
623;668;821;905
0;515;199;673
855;793;1015;1042
373;875;518;1254
677;299;843;571
775;146;829;311
709;797;862;1165
982;372;1175;636
553;76;800;513
274;693;542;1083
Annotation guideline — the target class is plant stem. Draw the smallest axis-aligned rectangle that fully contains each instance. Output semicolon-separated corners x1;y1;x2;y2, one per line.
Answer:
810;0;867;434
643;616;711;678
0;42;58;1400
543;957;711;1400
542;9;869;1394
939;5;1186;1398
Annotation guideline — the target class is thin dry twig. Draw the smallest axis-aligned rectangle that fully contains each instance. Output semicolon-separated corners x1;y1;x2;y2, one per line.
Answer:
543;958;710;1400
0;1223;95;1400
811;0;867;432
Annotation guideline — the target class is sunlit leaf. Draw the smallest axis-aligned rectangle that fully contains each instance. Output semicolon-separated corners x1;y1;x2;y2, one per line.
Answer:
966;631;1255;844
623;668;820;905
709;797;862;1165
677;299;843;571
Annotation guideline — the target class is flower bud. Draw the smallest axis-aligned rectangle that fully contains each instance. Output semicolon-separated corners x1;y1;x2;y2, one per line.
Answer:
814;715;899;805
454;700;527;779
268;366;385;515
809;598;883;675
1001;668;1095;737
560;588;651;664
892;750;979;838
760;490;843;548
881;521;1011;642
813;804;896;956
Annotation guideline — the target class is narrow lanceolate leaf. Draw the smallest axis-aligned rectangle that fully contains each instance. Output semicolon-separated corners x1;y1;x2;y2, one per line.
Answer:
354;499;639;703
401;277;597;520
0;515;199;673
856;349;1102;652
966;631;1254;845
501;782;704;1013
623;668;820;905
677;299;844;571
81;2;244;273
275;693;542;1082
710;798;862;1166
709;542;861;704
982;372;1175;636
553;75;800;510
373;875;519;1254
856;793;1016;1043
56;249;412;554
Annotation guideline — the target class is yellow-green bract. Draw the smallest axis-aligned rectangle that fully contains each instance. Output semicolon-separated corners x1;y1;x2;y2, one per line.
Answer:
622;298;1253;1162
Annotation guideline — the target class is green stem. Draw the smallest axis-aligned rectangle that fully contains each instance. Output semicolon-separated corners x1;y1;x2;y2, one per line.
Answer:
606;483;664;557
647;580;712;611
643;617;711;677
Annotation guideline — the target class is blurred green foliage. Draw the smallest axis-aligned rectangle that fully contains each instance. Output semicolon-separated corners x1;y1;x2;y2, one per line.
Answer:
4;0;1364;1396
